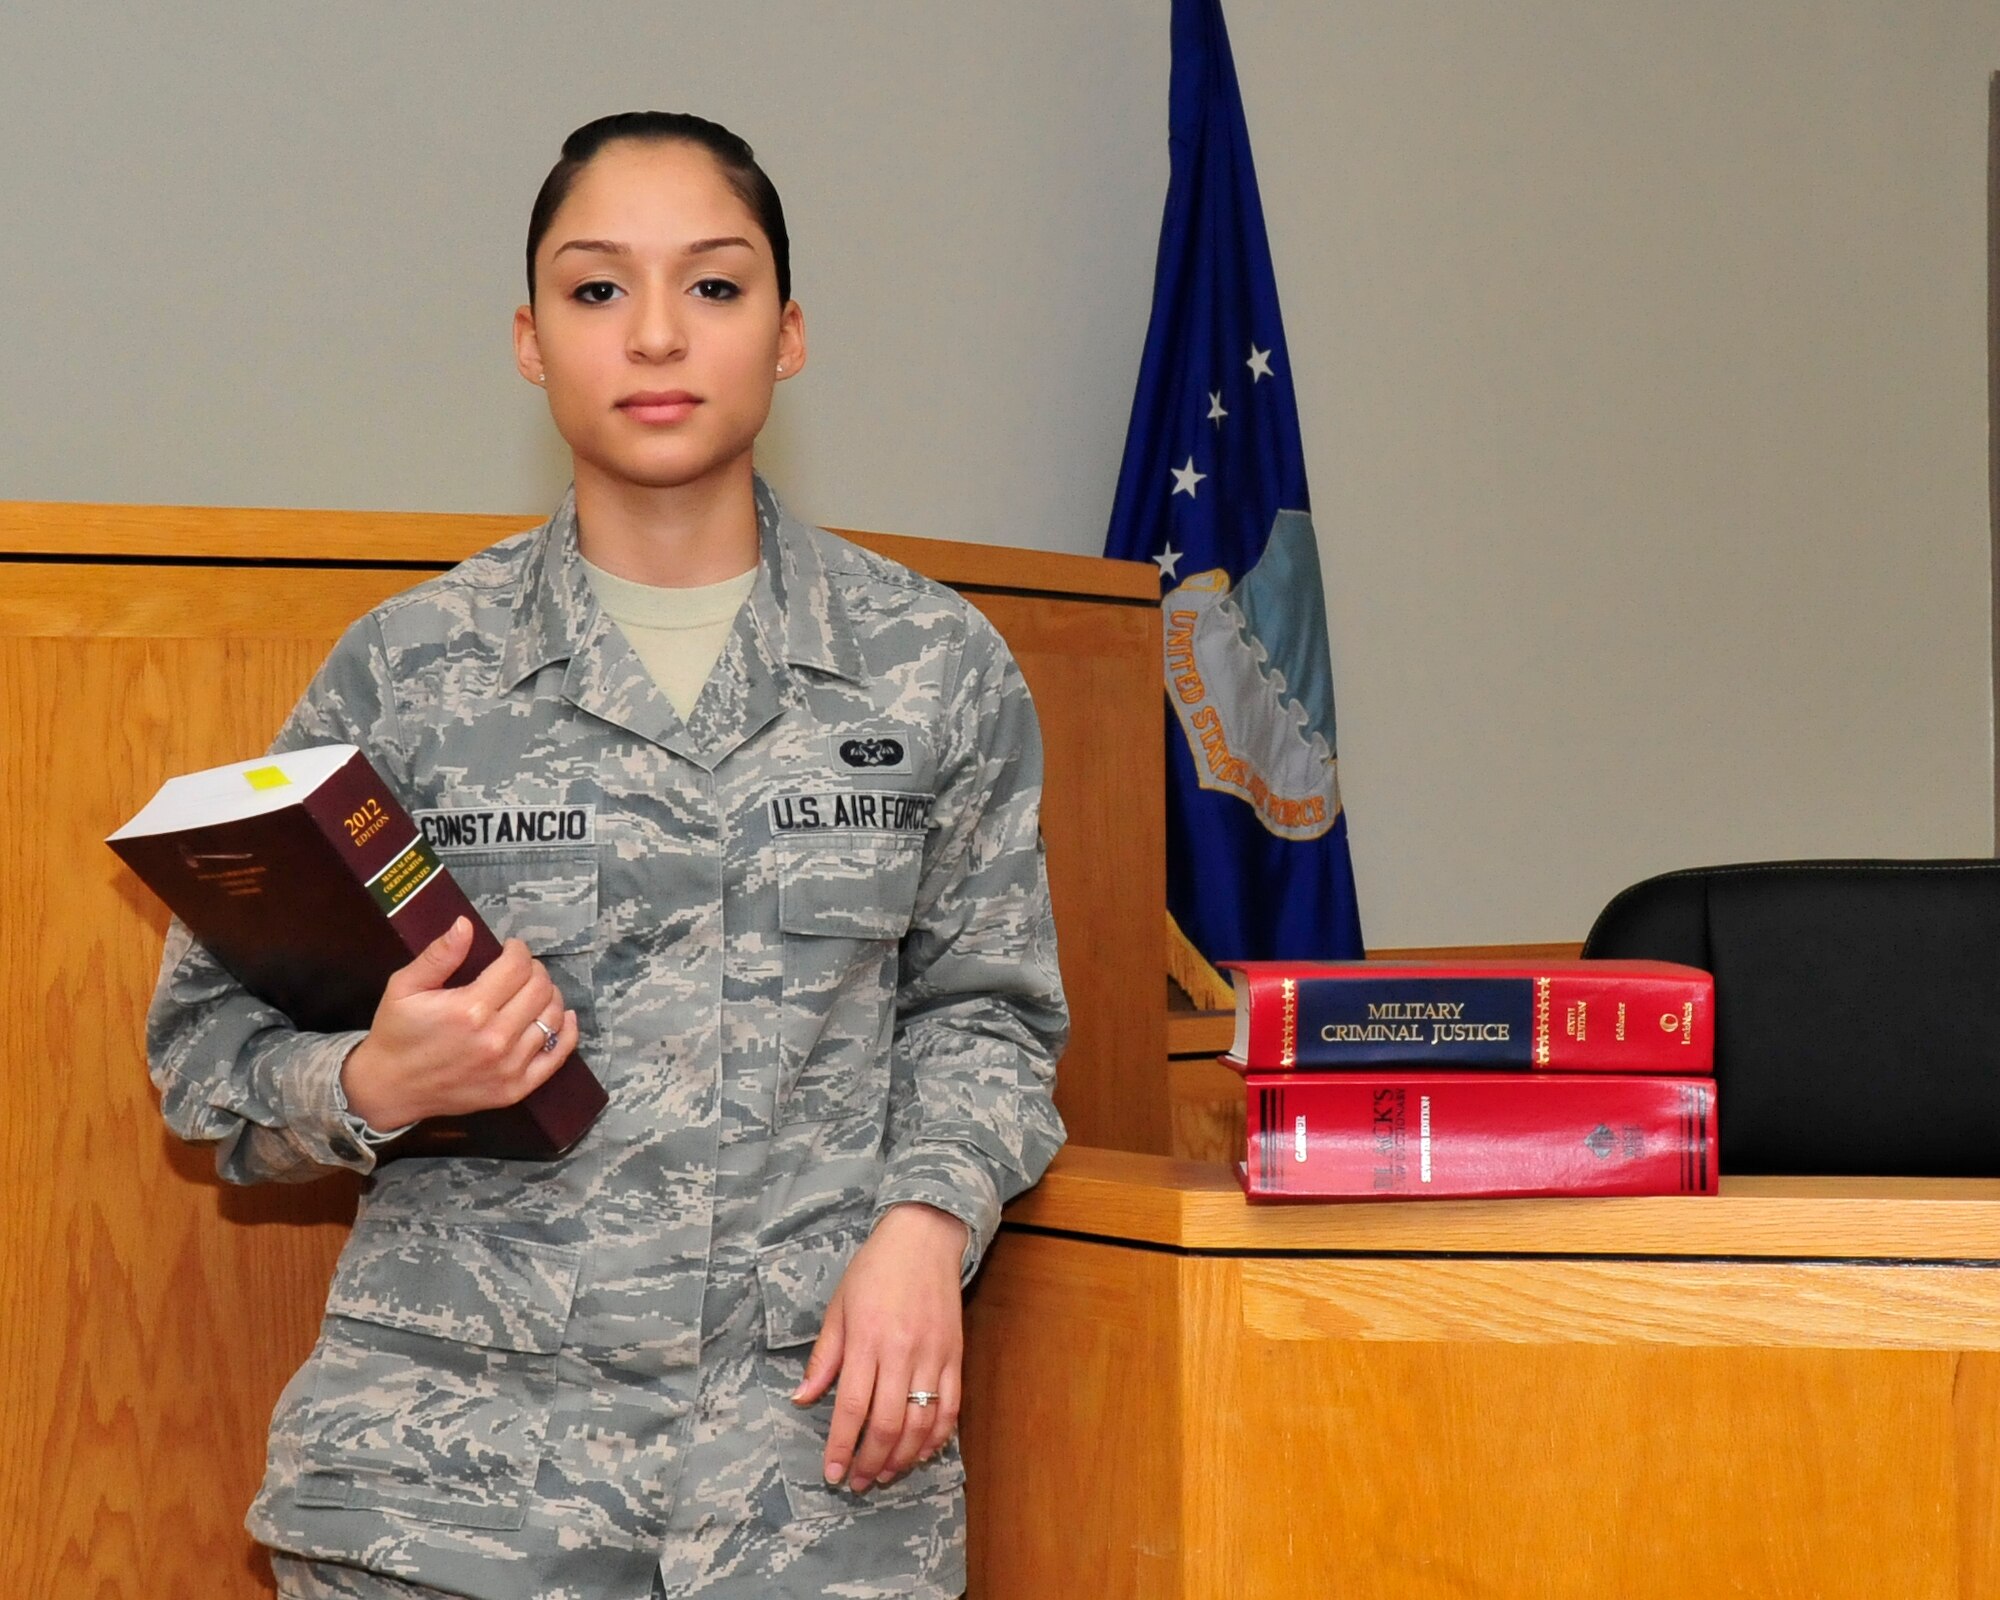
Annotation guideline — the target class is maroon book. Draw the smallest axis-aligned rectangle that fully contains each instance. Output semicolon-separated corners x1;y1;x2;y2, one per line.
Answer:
109;744;607;1161
1240;1070;1718;1201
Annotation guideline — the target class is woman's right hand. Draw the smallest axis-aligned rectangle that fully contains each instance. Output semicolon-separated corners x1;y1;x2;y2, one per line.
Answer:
340;916;577;1130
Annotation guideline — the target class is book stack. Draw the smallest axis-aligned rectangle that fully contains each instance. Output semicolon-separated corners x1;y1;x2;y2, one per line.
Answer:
1220;960;1718;1201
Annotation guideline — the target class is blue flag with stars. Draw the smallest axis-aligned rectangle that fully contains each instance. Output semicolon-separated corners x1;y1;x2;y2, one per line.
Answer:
1106;0;1364;965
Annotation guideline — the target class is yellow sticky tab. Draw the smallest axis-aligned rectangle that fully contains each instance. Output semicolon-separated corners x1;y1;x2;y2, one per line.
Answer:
244;765;292;791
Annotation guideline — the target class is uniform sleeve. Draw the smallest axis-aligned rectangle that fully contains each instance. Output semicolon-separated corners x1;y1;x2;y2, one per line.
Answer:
144;613;408;1185
873;610;1070;1283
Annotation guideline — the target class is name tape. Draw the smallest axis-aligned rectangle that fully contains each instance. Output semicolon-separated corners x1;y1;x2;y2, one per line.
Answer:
413;805;596;851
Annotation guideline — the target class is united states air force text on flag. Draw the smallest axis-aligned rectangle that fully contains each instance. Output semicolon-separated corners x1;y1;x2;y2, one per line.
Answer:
1105;0;1364;966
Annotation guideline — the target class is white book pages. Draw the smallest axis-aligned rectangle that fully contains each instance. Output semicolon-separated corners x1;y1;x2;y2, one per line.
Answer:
1230;970;1250;1062
107;744;358;839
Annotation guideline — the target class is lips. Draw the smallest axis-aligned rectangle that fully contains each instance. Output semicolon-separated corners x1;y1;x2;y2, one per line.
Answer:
618;390;700;424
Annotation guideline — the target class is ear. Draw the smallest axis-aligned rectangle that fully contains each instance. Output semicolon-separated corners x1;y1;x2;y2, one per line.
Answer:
513;304;546;387
774;299;807;381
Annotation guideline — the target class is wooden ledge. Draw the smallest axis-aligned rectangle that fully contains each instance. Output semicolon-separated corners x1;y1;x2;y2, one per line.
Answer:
0;501;1161;602
830;527;1160;601
0;500;536;565
1002;1145;2000;1262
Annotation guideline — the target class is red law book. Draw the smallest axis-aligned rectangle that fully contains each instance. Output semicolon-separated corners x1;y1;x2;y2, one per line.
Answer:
1220;959;1713;1074
109;744;608;1161
1240;1071;1718;1200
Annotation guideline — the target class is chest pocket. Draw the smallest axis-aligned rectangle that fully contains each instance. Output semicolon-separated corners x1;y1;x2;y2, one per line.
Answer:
777;833;924;1126
441;845;603;1040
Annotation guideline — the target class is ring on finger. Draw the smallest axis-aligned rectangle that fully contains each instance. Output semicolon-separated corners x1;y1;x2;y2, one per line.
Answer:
907;1390;939;1407
531;1018;559;1053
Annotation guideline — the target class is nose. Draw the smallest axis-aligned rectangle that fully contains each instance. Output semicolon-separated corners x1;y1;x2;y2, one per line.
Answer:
627;281;686;364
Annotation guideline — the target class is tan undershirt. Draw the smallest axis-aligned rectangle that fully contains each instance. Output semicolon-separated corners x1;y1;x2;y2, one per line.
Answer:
581;556;759;721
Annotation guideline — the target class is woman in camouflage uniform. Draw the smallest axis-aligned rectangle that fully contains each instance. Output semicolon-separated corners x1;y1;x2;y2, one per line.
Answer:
148;113;1068;1600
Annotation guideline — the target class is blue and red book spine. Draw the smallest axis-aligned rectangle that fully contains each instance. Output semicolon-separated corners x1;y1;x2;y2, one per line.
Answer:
1221;959;1714;1074
1240;1071;1719;1200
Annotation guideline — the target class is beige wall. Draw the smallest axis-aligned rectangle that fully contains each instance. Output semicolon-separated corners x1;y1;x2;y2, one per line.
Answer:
1229;1;1999;942
0;1;1169;540
2;2;1993;946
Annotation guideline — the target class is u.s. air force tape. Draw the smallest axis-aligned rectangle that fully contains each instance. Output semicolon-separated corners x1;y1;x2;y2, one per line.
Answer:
411;805;595;851
769;790;933;834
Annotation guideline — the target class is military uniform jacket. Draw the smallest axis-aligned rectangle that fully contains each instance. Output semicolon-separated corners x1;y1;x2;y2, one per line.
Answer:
145;479;1070;1599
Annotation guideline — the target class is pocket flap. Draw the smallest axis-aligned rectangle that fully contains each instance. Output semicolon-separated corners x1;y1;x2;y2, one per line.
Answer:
444;848;599;956
755;1225;870;1349
325;1220;581;1354
777;836;923;940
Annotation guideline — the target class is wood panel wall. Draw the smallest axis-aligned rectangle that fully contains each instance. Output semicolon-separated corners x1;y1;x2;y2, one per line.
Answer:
1;565;412;1598
0;501;1163;1598
967;1237;2000;1600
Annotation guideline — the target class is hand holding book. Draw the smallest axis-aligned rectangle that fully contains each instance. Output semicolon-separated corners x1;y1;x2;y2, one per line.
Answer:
110;744;608;1160
341;916;579;1132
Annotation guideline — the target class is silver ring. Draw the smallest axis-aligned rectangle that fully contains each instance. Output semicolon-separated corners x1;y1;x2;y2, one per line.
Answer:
532;1018;559;1053
907;1390;938;1407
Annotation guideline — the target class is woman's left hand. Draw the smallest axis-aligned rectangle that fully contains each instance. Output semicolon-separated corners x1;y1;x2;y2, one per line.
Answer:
792;1202;969;1494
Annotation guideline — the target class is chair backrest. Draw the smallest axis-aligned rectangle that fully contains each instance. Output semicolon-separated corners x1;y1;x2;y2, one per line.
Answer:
1583;859;2000;1176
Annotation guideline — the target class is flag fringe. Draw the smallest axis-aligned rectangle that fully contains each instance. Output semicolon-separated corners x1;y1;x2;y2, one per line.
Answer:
1166;913;1236;1011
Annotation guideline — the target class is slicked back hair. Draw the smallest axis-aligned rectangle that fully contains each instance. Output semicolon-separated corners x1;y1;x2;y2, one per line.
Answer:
526;112;790;306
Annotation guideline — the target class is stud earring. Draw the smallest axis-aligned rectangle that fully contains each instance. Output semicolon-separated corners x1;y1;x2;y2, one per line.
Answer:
536;374;546;384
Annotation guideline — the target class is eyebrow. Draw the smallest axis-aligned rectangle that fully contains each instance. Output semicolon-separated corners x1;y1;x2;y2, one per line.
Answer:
550;235;757;262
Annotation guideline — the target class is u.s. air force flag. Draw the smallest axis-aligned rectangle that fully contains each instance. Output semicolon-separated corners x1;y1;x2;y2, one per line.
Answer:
1106;0;1364;965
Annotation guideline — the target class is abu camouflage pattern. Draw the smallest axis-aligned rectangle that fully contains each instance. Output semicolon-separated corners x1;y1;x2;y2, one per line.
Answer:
146;478;1069;1600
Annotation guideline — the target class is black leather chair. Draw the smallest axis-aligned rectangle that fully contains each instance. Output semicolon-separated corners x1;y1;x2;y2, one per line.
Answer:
1582;859;2000;1176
